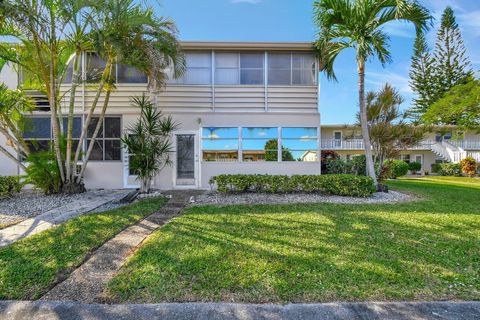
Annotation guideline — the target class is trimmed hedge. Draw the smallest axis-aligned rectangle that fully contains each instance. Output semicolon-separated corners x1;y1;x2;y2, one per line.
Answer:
431;163;462;176
209;174;376;197
0;176;22;198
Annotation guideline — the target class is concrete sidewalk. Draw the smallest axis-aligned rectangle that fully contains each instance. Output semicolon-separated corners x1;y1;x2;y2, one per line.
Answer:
0;301;479;320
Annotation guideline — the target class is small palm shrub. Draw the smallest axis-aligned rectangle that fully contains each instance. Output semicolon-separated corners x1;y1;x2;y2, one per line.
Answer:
122;95;177;193
209;174;376;197
25;151;62;194
460;157;477;177
0;176;23;198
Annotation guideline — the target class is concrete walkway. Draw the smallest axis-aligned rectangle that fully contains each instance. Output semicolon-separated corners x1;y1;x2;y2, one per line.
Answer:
41;190;203;303
0;190;130;248
0;301;479;320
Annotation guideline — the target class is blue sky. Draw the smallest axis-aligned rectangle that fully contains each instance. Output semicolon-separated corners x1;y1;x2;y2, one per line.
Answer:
154;0;480;124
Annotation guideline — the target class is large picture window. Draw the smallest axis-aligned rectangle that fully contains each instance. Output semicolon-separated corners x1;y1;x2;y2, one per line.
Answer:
201;127;319;162
202;127;239;162
281;127;318;162
242;127;278;161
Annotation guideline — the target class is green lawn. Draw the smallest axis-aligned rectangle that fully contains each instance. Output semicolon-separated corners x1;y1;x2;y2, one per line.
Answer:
107;177;480;303
0;197;166;300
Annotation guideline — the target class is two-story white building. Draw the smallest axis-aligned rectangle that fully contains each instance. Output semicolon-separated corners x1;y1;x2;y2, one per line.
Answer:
0;41;479;190
0;41;322;189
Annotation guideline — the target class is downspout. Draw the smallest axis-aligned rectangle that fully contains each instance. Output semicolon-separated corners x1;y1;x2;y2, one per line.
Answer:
317;65;322;174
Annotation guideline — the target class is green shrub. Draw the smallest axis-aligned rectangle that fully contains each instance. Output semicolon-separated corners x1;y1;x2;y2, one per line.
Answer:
408;161;422;174
0;176;23;198
385;160;409;178
209;174;376;197
437;163;462;176
350;155;367;176
431;163;441;174
326;158;347;174
25;151;61;194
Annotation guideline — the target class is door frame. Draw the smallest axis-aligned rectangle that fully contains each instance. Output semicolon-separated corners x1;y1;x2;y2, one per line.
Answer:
173;131;199;189
333;131;342;148
122;147;140;189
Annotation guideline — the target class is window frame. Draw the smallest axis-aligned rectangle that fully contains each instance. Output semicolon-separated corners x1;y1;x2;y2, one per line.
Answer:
201;126;320;163
214;52;265;86
86;116;123;162
267;52;317;86
201;127;240;162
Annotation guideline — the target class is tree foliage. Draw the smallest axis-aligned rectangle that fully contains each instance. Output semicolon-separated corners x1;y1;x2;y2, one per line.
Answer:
0;0;184;193
433;7;473;97
408;33;437;121
314;0;431;186
121;95;177;194
422;80;480;131
360;84;426;178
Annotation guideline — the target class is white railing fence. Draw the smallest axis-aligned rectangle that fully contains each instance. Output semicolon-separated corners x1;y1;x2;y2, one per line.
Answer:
448;140;480;150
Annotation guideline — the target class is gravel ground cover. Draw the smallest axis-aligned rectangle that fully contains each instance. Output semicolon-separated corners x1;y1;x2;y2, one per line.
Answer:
0;190;128;228
192;190;414;206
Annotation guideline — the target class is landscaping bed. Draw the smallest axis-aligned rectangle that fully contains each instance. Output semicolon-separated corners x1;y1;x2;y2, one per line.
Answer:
0;189;128;229
0;196;167;300
106;177;480;303
193;189;413;206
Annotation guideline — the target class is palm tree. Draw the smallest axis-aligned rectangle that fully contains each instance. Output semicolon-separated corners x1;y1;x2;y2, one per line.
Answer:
314;0;431;187
121;95;177;193
1;0;184;193
74;0;185;186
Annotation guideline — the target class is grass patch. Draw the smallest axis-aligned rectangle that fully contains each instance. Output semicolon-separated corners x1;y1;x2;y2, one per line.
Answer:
107;177;480;303
0;196;166;300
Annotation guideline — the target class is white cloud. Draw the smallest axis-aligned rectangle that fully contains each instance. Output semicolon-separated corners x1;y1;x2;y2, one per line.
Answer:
231;0;262;3
381;21;416;39
365;71;412;94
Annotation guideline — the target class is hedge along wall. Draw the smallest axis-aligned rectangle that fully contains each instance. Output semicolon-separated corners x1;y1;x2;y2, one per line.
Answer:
209;174;376;198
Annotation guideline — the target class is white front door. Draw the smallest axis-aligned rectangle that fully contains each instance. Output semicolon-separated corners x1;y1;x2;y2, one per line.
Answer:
174;132;198;187
123;148;140;188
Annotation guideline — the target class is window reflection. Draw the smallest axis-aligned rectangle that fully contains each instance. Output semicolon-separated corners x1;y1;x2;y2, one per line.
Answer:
202;127;238;162
242;127;278;162
281;127;318;162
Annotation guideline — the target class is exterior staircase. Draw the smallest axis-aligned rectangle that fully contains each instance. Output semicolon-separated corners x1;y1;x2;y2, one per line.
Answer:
427;140;480;163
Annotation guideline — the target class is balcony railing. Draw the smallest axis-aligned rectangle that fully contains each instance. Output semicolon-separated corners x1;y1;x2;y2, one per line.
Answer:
321;139;435;150
447;140;480;150
321;139;364;150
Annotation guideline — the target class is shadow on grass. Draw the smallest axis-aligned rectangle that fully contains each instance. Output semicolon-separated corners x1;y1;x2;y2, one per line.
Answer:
107;179;480;303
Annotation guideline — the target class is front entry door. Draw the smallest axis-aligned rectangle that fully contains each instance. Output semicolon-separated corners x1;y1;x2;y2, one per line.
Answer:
176;134;196;186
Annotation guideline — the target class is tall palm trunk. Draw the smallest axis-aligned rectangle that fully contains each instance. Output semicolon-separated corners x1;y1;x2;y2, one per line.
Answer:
72;58;112;171
76;59;114;183
65;52;82;187
357;57;378;187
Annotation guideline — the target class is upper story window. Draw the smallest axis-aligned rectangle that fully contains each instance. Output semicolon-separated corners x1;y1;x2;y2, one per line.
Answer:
117;64;148;83
215;53;264;85
61;53;147;84
168;52;211;85
268;53;316;85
